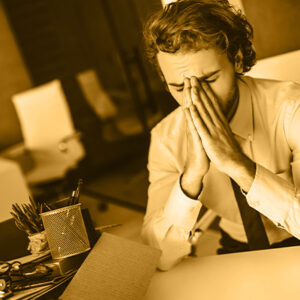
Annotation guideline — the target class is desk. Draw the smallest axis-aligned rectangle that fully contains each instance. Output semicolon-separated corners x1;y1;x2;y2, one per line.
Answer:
144;246;300;300
0;157;30;222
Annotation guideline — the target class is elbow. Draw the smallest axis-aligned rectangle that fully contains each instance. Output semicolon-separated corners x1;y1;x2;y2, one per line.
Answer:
141;222;191;271
157;253;185;271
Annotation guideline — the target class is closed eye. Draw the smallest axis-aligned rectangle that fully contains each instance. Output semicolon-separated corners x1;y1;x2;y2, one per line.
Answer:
203;78;217;84
176;78;216;91
173;74;218;92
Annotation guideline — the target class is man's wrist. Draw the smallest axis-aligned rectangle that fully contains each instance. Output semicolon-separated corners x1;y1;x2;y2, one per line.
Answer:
226;156;256;192
180;172;204;199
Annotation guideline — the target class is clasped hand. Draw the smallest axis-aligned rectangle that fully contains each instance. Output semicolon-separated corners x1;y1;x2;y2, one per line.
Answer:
183;76;249;179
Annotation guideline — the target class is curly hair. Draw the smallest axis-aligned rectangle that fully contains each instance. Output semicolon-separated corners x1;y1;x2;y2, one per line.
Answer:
144;0;256;78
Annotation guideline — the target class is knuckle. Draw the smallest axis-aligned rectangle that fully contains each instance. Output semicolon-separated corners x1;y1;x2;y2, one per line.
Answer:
192;86;198;94
190;105;197;112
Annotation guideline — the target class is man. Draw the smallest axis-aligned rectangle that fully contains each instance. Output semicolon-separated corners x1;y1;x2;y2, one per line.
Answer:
141;0;300;271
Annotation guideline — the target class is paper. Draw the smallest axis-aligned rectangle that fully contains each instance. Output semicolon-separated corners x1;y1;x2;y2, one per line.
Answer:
61;232;161;300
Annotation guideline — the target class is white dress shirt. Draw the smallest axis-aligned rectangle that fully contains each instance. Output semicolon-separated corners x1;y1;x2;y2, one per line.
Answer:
142;76;300;270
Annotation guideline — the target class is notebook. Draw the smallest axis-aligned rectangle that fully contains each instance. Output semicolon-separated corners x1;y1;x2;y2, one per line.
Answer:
61;232;161;300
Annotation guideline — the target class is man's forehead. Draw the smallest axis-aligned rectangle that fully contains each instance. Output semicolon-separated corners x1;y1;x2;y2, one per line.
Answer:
157;48;223;83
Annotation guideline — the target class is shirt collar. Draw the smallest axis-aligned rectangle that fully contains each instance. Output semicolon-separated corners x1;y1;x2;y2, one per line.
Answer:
229;77;254;141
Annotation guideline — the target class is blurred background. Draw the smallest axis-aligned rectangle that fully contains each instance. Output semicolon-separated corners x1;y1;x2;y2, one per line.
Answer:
1;0;300;258
0;0;176;212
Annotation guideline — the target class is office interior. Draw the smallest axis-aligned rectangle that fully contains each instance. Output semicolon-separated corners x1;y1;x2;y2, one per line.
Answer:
1;0;300;263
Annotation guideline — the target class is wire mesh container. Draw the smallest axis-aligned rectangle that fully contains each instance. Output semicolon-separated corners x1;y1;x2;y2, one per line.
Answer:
41;203;90;259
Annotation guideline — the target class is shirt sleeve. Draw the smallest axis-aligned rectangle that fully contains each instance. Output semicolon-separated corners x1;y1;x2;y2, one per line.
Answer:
141;129;202;271
246;102;300;238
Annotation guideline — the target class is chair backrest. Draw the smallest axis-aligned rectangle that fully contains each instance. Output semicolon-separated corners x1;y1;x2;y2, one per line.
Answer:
12;80;85;183
76;69;117;120
246;49;300;83
12;80;76;149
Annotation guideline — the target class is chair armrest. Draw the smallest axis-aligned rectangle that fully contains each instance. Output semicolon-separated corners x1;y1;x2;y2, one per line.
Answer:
0;142;34;173
58;131;83;152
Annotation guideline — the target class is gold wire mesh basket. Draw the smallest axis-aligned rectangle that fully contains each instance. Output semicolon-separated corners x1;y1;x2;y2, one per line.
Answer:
41;203;90;259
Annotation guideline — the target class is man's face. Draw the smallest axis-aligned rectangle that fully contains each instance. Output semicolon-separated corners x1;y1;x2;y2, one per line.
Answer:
157;48;238;117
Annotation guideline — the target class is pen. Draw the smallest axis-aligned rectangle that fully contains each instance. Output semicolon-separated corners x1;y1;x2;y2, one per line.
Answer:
12;271;76;291
73;179;83;204
68;179;83;206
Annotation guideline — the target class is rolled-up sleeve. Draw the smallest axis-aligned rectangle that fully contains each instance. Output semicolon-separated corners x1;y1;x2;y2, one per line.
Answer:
246;101;300;239
142;129;201;271
246;164;300;237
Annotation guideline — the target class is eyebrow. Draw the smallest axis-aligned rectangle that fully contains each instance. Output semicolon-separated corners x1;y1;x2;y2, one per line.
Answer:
168;70;220;87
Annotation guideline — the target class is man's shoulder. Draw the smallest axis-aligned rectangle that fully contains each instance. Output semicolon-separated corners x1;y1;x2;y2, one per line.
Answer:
151;107;185;140
244;76;300;104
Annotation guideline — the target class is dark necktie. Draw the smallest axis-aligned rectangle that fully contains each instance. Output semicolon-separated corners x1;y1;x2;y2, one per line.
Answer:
230;179;270;250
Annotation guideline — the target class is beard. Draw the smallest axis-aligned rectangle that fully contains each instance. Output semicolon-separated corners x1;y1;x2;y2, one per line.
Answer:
223;77;239;122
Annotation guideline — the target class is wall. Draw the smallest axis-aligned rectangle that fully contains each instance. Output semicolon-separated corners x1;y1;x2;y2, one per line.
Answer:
243;0;300;59
0;0;32;150
160;0;300;60
5;0;296;150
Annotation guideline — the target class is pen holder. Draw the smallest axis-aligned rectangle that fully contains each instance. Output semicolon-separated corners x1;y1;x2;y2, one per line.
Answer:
41;204;91;259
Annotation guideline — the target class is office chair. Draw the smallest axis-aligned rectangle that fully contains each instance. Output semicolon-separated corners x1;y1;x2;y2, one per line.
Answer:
11;79;85;185
76;69;162;141
0;80;85;203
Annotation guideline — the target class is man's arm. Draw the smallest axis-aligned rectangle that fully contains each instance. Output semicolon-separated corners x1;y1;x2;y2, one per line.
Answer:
142;129;202;271
142;78;215;270
243;100;300;238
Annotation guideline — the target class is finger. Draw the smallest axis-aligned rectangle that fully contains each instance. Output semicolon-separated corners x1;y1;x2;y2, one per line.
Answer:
192;77;219;120
183;78;192;108
197;83;225;130
184;107;201;142
190;77;214;132
200;81;227;123
189;104;210;140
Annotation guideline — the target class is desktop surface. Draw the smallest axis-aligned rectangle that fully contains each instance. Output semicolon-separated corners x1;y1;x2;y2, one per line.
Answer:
144;245;300;300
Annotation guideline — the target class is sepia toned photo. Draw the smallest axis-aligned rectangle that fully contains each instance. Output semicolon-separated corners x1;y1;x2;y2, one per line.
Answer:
0;0;300;299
